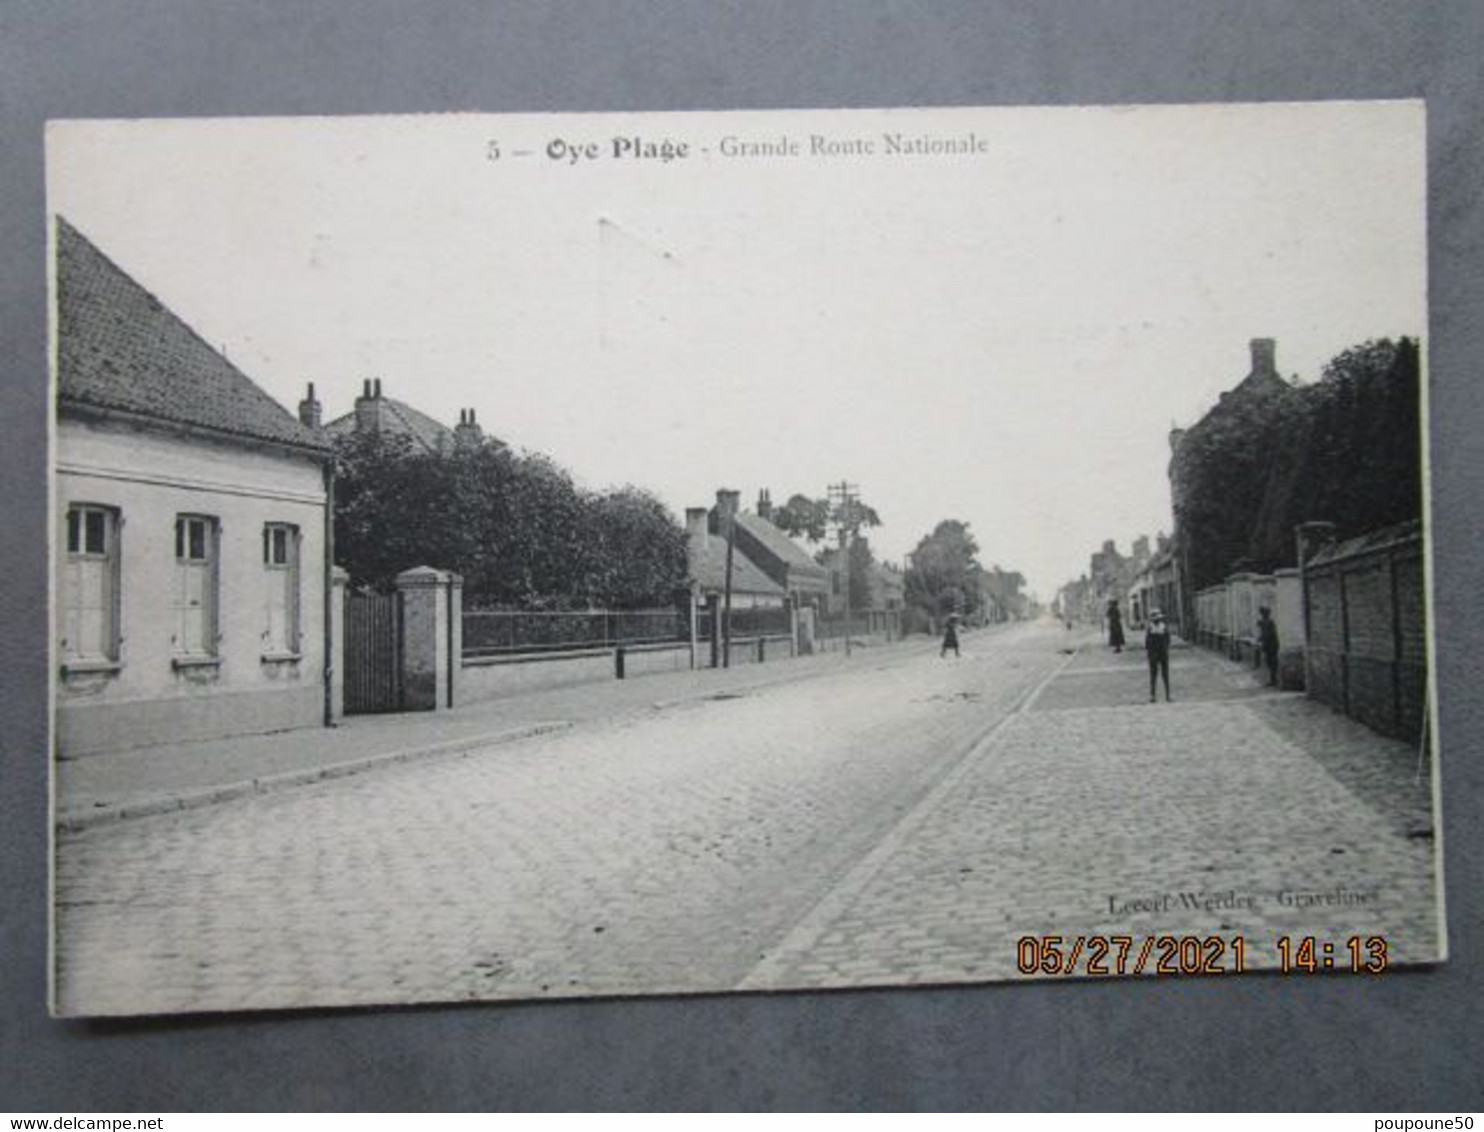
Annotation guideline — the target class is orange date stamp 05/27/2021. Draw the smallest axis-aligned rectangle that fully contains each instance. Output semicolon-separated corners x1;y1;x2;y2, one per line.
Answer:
1015;935;1391;978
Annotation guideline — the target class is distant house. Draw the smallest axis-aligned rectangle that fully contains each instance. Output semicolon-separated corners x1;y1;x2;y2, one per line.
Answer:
321;378;495;454
816;550;905;617
53;218;335;755
870;562;905;611
728;490;830;607
685;502;784;609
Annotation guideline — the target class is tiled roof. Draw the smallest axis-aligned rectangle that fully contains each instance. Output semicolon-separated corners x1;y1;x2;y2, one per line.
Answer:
55;217;328;453
324;398;456;455
688;533;785;597
734;513;829;580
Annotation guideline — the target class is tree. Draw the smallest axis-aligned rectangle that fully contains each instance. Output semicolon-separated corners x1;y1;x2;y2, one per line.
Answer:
1247;337;1420;568
1173;336;1422;590
332;431;688;608
583;486;691;608
770;491;882;543
905;520;983;620
820;536;880;611
333;429;473;591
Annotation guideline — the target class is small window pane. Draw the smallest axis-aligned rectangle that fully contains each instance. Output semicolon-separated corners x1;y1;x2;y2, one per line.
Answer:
67;510;79;554
85;509;106;554
176;519;185;558
189;520;205;560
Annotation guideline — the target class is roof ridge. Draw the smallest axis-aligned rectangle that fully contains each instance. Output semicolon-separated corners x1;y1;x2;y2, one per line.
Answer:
56;217;329;453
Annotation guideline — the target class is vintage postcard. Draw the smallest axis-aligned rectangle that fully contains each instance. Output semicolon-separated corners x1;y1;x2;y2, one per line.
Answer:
47;102;1439;1016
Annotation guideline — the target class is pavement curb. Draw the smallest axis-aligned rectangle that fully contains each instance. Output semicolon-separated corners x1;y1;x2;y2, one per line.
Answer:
56;720;572;834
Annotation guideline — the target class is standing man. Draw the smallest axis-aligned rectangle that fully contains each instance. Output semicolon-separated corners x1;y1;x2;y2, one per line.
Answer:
1145;609;1172;702
1257;606;1281;688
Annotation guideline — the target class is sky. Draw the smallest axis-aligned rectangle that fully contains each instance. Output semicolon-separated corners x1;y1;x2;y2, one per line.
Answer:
47;103;1426;598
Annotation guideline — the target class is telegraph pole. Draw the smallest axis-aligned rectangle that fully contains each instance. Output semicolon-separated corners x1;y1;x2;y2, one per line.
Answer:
828;480;860;658
721;489;737;668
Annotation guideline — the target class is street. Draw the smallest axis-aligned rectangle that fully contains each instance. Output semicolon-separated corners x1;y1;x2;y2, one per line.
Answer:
53;622;1440;1016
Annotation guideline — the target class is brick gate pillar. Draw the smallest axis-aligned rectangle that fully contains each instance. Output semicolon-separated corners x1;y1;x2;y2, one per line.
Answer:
396;566;456;711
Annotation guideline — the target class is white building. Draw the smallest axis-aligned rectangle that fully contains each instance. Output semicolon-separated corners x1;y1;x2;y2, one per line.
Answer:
53;218;336;755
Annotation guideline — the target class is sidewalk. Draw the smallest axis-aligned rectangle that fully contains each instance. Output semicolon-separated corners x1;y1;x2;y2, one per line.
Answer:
56;633;941;829
746;630;1442;989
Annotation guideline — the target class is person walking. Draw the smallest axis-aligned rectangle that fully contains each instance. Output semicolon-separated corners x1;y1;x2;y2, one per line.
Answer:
1145;608;1172;702
1258;606;1281;687
1107;599;1125;654
940;613;960;658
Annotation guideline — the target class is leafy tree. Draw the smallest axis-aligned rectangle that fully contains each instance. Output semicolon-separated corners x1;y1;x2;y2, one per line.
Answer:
770;491;882;543
771;494;831;542
819;536;880;611
583;486;690;608
332;432;688;608
333;430;472;591
905;520;983;619
1248;338;1420;567
1173;336;1421;595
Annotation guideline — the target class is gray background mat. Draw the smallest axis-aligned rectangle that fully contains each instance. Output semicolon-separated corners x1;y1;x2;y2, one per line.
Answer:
2;0;1481;1111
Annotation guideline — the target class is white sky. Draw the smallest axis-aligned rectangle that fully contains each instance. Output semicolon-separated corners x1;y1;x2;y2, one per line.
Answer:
47;103;1425;598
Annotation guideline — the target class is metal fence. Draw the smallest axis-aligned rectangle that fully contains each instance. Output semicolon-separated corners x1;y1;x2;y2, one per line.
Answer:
462;607;688;659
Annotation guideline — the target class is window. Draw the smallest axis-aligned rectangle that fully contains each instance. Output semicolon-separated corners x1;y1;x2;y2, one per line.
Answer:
173;514;219;658
262;523;300;656
60;504;119;665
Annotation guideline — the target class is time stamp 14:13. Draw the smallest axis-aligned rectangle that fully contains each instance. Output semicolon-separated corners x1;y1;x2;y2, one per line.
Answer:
1016;935;1391;977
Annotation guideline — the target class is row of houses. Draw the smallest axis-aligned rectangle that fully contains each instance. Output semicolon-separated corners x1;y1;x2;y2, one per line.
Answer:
52;219;898;756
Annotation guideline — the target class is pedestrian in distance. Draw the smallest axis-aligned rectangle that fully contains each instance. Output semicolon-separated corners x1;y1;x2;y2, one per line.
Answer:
1258;606;1281;688
1107;598;1125;654
1145;608;1172;702
940;613;960;658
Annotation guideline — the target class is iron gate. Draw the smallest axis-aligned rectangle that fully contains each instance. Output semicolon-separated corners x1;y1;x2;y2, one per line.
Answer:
345;591;402;714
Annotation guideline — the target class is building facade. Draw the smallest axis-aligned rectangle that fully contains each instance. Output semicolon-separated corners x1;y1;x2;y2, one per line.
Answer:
54;219;335;755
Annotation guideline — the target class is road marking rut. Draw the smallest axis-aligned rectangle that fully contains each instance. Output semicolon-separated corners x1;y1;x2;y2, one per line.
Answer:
739;643;1082;989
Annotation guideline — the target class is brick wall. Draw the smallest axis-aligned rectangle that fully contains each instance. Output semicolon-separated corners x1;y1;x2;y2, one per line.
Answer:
1303;520;1426;741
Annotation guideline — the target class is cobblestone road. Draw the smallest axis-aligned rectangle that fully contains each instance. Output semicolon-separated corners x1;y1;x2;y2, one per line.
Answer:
53;624;1442;1015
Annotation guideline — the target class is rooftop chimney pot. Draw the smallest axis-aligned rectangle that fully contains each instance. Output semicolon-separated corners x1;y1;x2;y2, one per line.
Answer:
1250;338;1277;377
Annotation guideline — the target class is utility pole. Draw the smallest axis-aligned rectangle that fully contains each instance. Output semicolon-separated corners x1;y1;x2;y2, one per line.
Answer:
828;480;860;658
720;489;738;668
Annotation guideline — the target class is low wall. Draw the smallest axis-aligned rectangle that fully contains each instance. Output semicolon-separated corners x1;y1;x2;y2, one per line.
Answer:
456;634;800;705
57;684;323;757
457;647;657;705
1193;571;1304;689
721;634;793;665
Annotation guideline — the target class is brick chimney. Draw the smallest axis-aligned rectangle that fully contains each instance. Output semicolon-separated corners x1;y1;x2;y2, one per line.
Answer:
713;488;741;536
297;381;322;429
454;407;483;449
756;488;773;521
354;378;386;434
685;507;709;540
1250;338;1277;378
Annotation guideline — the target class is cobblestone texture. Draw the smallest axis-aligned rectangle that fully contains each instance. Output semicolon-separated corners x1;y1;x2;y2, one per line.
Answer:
52;624;1443;1015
